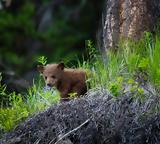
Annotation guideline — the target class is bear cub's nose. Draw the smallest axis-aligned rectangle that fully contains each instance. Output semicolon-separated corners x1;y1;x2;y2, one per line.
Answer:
47;83;52;87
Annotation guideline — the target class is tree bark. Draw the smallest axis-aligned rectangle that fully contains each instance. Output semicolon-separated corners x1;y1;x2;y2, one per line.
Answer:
102;0;160;51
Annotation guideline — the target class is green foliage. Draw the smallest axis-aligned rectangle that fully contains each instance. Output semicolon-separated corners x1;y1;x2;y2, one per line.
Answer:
147;35;160;86
68;92;78;98
26;83;60;114
126;79;144;95
109;77;123;97
37;56;47;65
0;93;29;132
0;74;11;106
138;58;149;70
79;33;160;96
0;73;1;82
85;40;97;63
0;77;60;135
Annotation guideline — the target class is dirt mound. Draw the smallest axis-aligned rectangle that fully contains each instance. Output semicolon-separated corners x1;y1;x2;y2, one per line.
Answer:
1;89;160;144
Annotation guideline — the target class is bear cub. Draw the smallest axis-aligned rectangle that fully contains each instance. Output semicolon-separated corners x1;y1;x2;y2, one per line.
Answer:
37;62;87;101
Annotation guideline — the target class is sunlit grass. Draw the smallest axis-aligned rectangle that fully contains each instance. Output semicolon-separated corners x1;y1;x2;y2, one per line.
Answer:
80;34;160;94
0;77;60;135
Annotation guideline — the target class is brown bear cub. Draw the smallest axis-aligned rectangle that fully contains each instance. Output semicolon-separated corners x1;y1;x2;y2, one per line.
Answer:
37;63;87;102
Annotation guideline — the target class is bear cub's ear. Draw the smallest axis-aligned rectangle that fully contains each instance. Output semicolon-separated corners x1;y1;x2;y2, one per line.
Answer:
37;65;44;73
57;62;65;70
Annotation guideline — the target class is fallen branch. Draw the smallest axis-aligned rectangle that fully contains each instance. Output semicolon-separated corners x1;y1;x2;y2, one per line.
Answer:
52;118;90;144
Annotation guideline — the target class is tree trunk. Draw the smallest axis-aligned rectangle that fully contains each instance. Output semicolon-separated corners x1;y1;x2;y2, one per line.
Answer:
102;0;160;51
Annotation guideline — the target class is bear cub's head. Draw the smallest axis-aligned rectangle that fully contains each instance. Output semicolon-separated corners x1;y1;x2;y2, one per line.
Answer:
37;62;64;88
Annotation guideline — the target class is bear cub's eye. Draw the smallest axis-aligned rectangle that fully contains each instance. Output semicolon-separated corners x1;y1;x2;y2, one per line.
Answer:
51;75;56;79
45;76;47;80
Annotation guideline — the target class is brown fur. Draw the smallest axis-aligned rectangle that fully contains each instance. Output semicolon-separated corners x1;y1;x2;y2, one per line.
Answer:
37;63;87;102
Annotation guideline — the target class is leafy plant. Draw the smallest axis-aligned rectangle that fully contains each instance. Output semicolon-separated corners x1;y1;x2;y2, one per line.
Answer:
138;58;149;70
37;56;47;65
109;77;123;97
68;92;78;98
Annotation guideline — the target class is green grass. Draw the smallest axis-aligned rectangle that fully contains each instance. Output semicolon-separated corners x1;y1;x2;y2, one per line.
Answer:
1;33;160;136
81;34;160;95
0;77;60;135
